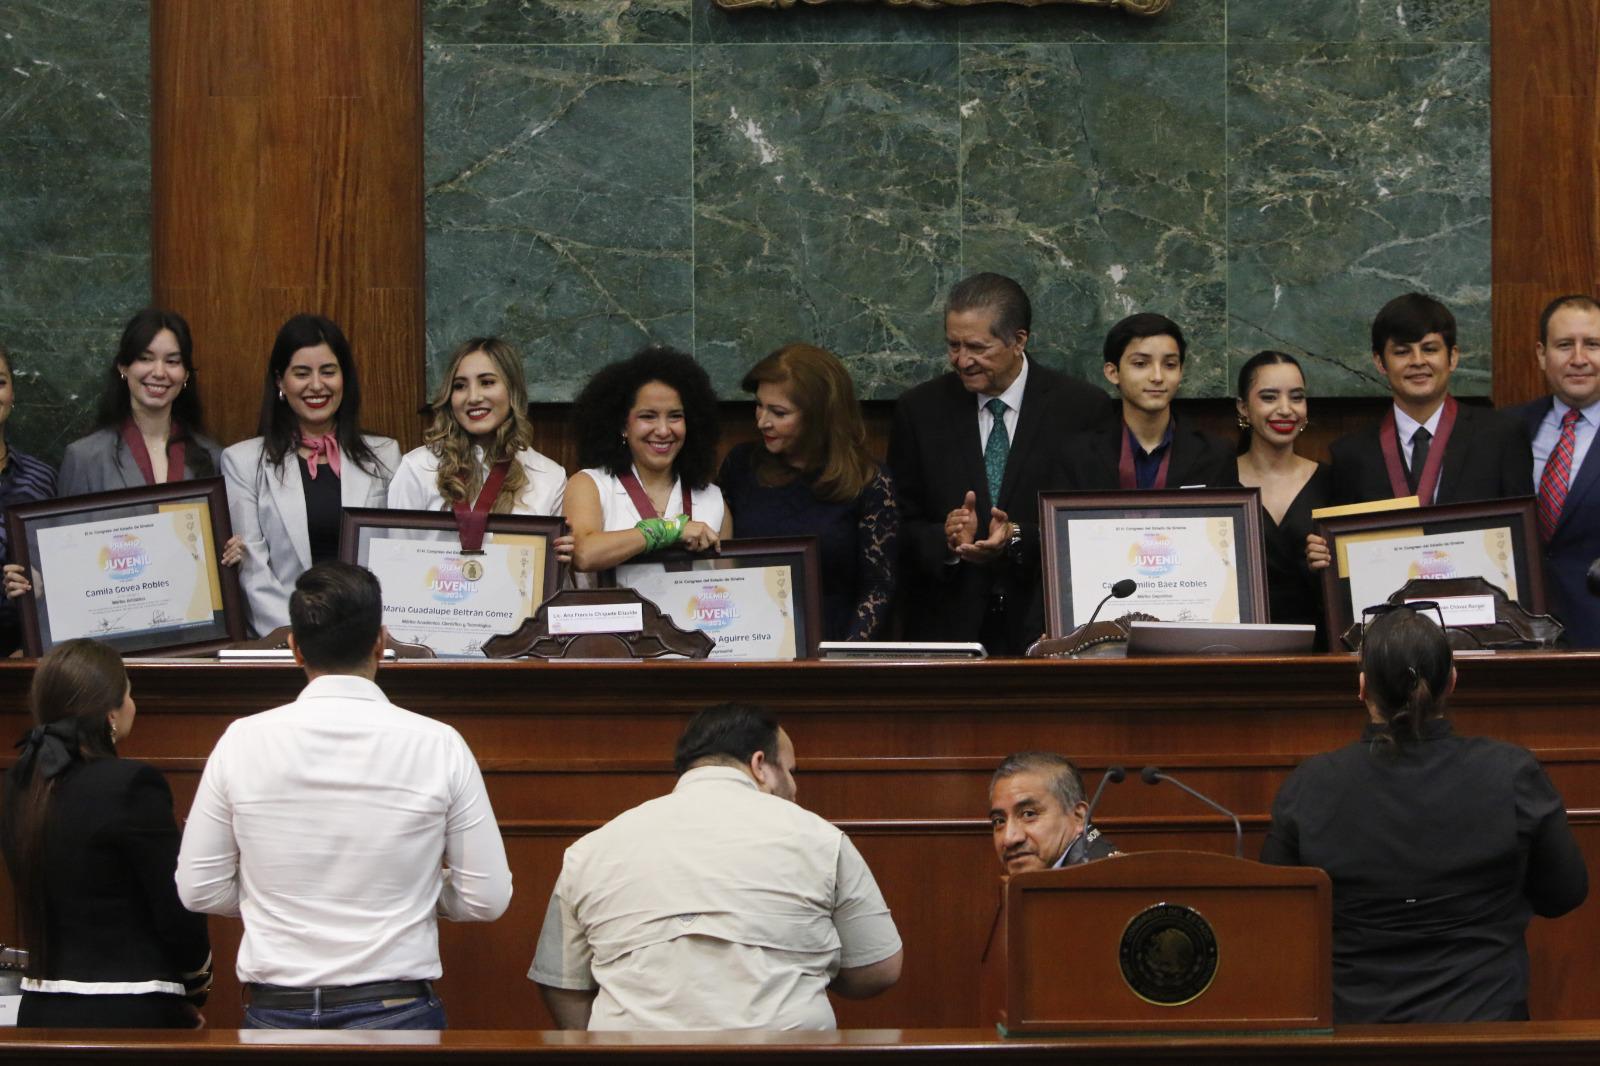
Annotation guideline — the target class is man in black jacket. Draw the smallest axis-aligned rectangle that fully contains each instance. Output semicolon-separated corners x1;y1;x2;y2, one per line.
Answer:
888;273;1107;654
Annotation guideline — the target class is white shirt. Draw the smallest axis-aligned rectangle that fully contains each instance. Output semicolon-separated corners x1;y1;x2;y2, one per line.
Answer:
529;766;901;1031
1392;402;1445;469
575;466;728;590
387;444;566;515
1532;398;1600;487
975;355;1029;453
176;674;512;987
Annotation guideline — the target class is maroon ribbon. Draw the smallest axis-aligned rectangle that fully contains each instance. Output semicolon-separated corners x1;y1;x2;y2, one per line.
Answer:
452;460;511;553
618;470;693;522
1117;423;1172;491
120;419;189;486
1378;397;1457;507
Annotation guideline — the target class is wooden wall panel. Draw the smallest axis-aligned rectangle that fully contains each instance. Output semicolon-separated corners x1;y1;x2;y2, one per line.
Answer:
150;0;424;449
1491;0;1600;406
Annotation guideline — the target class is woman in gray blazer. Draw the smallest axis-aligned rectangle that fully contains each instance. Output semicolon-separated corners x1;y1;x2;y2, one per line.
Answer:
222;315;400;635
57;309;225;497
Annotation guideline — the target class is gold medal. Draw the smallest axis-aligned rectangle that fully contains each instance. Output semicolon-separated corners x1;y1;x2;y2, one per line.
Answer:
461;559;485;582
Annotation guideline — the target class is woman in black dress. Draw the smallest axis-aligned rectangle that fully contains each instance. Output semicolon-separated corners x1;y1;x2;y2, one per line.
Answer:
1232;350;1331;636
0;639;211;1027
1261;606;1586;1022
719;343;897;641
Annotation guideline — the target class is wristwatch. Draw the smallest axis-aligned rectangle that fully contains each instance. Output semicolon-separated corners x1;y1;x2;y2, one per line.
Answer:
1006;521;1024;563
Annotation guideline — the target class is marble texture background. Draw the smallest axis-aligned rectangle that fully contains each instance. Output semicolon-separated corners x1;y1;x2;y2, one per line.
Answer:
425;0;1491;401
0;2;150;462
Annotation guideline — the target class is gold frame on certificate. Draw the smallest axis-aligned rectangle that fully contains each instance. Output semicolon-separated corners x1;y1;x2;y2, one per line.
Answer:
5;478;245;657
338;507;564;658
600;536;824;660
1314;496;1546;646
1039;489;1269;638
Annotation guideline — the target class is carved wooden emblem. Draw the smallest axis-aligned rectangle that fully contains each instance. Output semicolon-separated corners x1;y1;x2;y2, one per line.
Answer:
714;0;1171;13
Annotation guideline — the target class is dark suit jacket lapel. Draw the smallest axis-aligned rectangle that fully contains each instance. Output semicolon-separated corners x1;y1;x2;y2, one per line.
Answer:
945;377;990;512
998;367;1054;510
1555;404;1600;537
1435;404;1476;503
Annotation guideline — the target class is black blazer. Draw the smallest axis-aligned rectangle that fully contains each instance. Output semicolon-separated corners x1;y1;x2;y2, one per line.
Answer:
1326;403;1533;507
1057;417;1235;492
0;757;210;988
1513;397;1600;647
888;362;1109;653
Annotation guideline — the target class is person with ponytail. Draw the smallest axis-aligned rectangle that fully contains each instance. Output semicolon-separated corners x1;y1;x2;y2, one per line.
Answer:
1261;607;1587;1023
0;640;211;1027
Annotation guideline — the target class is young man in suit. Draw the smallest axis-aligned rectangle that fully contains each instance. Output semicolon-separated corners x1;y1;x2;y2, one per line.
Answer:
1057;312;1233;491
888;272;1108;654
1511;295;1600;647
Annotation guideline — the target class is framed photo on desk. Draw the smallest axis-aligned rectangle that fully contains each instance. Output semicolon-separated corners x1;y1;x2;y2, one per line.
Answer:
1314;497;1545;641
339;507;563;657
604;536;823;660
6;478;245;656
1039;489;1269;637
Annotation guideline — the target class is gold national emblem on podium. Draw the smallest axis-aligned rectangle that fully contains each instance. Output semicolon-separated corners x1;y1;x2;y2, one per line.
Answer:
1118;902;1219;1006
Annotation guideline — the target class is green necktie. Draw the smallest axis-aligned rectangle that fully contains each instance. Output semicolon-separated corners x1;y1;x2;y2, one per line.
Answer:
984;397;1009;506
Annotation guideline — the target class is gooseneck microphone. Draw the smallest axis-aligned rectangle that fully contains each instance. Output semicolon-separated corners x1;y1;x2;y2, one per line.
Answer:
1141;766;1243;859
1085;765;1126;821
1081;578;1137;629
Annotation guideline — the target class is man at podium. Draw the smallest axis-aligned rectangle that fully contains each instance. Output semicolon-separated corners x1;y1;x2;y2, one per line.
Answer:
989;752;1118;873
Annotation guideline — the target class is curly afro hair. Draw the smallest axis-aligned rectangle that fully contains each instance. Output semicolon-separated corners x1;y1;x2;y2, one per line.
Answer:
572;345;721;490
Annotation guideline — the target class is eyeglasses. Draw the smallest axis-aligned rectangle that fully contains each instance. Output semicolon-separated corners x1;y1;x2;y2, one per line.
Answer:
1359;599;1540;651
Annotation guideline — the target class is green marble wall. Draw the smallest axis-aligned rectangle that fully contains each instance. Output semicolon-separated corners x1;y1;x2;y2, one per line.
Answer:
0;2;150;463
420;0;1490;400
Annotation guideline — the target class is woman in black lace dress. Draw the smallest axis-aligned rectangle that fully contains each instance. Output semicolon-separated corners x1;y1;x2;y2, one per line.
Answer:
719;343;898;641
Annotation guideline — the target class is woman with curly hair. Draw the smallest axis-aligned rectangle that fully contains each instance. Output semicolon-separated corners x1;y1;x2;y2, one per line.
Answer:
387;339;569;555
565;346;729;583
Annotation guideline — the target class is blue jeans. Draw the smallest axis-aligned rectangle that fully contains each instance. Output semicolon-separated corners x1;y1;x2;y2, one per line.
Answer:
244;985;446;1030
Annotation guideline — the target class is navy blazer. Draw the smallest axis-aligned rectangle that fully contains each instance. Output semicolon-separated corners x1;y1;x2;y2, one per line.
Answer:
1514;397;1600;648
888;362;1109;653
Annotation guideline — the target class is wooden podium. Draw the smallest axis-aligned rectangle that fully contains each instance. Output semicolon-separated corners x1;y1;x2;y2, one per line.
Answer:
985;851;1332;1035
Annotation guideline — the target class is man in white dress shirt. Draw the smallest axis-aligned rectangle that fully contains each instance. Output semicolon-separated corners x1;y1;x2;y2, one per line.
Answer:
530;703;903;1030
176;562;512;1029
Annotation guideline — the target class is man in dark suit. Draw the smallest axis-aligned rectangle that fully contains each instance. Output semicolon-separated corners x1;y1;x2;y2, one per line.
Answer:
1512;295;1600;647
1326;293;1532;508
888;273;1107;654
1058;313;1233;491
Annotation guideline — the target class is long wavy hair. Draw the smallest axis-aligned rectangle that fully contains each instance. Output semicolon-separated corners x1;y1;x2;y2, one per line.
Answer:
740;342;877;503
256;314;386;476
422;337;535;513
0;640;126;977
573;346;720;490
92;308;215;476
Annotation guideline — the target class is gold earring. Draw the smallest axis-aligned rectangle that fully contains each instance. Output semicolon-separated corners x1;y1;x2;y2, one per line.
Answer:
108;716;119;745
1237;416;1250;429
1298;420;1311;433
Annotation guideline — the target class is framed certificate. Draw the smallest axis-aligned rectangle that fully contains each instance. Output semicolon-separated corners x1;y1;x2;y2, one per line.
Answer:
339;507;563;657
604;536;823;660
1315;497;1545;642
1039;490;1269;637
6;478;245;657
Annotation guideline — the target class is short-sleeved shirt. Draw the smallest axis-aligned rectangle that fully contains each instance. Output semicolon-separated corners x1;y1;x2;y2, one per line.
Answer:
530;766;901;1030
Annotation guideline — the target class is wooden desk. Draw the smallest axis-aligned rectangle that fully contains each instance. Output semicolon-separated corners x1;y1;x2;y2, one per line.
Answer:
8;1023;1600;1065
1;653;1596;1029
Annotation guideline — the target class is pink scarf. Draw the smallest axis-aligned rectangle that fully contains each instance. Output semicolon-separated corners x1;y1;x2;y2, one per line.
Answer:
301;433;342;480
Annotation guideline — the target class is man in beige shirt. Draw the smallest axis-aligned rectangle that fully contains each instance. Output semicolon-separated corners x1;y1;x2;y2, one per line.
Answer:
530;703;903;1030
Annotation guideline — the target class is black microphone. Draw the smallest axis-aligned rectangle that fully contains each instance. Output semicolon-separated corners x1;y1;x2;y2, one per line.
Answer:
1086;765;1125;821
1081;578;1137;629
1141;766;1243;859
1588;558;1600;597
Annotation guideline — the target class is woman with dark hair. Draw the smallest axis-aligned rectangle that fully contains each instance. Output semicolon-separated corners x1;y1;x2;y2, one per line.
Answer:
222;314;402;635
718;343;897;641
1229;350;1330;634
0;343;57;655
0;639;211;1027
57;309;224;496
1262;607;1587;1023
566;346;729;584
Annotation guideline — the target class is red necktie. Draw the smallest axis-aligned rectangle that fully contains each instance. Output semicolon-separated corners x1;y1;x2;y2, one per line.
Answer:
1538;407;1581;540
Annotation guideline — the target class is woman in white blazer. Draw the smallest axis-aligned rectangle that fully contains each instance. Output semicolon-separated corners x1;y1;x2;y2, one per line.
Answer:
222;315;400;635
387;338;569;544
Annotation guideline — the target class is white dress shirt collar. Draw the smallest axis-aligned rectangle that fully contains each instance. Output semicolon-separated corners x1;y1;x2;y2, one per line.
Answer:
297;673;387;703
976;354;1030;417
674;764;759;794
1392;401;1444;445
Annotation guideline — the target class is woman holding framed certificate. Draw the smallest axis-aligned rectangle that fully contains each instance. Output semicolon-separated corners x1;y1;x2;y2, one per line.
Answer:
1229;350;1331;635
221;315;402;635
719;343;897;641
0;342;58;655
565;346;730;585
57;309;225;496
386;337;569;530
